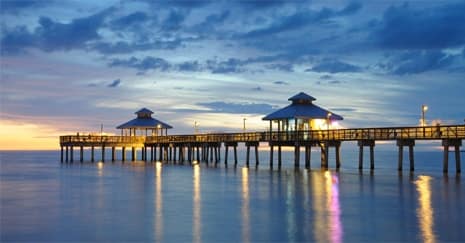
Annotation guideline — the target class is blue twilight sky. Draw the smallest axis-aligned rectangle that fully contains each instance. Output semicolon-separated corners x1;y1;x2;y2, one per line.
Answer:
1;0;465;140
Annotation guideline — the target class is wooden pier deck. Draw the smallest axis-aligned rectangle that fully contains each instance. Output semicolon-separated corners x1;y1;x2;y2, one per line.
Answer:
60;125;465;173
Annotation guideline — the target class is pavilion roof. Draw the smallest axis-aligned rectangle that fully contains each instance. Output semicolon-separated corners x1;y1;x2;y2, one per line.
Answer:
263;92;343;121
116;108;173;129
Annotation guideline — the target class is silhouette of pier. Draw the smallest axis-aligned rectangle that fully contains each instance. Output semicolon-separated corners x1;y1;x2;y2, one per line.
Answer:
60;125;464;173
59;92;464;173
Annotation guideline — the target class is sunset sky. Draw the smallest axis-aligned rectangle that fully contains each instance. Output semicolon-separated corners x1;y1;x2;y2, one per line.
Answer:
1;0;465;149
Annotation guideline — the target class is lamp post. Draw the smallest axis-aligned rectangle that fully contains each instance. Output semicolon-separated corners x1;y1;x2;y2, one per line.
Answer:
421;105;428;126
194;121;198;134
243;118;247;132
326;113;332;130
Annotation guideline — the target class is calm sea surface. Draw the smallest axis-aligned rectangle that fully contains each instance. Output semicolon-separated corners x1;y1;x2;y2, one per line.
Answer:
1;147;464;242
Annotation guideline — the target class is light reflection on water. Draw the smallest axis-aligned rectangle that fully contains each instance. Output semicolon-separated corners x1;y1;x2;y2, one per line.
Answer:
0;151;463;242
155;162;163;242
241;167;250;243
415;175;436;243
193;164;201;243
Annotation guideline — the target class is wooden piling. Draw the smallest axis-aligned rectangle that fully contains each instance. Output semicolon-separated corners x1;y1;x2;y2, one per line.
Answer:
65;146;68;162
122;147;126;161
409;145;414;171
358;145;363;169
455;145;461;173
269;145;274;168
111;147;115;162
101;146;105;162
70;146;74;163
225;145;229;164
246;145;250;167
91;146;95;162
234;145;238;165
80;146;84;163
369;145;374;170
305;146;311;169
294;145;300;168
61;146;64;163
254;145;258;166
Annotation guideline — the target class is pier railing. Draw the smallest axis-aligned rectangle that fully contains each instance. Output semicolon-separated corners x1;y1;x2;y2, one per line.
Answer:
60;135;146;146
144;125;465;144
59;125;465;146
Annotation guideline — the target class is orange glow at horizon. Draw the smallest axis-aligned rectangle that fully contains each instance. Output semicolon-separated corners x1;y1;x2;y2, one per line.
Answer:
0;121;61;150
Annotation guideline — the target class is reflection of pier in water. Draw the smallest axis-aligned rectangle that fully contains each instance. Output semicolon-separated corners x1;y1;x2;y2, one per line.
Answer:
60;125;464;173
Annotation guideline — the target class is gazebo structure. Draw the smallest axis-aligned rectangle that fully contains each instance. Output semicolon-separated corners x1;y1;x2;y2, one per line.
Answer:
263;92;343;132
116;108;172;136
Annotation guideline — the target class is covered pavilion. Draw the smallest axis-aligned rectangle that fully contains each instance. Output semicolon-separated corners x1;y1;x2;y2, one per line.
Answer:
116;108;172;136
263;92;343;132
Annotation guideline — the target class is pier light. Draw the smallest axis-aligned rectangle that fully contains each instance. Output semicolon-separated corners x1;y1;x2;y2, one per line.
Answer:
243;118;247;132
421;105;428;126
327;112;332;130
194;121;199;134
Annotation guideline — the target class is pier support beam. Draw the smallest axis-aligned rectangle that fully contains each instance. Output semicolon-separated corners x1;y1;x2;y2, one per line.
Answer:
101;146;105;162
234;145;238;166
61;146;64;163
305;146;311;169
122;147;126;161
65;146;69;162
245;142;259;167
442;139;462;173
397;139;415;171
111;147;115;162
269;145;274;168
294;145;300;168
335;144;341;169
131;147;136;161
278;146;282;168
91;146;95;162
320;142;328;169
358;140;375;170
70;146;74;163
80;146;84;163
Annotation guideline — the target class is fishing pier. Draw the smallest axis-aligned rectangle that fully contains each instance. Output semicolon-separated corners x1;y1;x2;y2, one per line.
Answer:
59;93;464;173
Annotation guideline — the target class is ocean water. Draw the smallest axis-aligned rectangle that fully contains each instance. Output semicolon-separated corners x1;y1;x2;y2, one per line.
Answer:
0;147;464;242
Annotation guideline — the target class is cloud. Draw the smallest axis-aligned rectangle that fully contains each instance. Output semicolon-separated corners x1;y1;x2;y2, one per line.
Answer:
372;3;465;50
241;2;363;38
92;39;183;54
162;10;187;31
197;101;275;114
177;61;203;72
273;81;289;85
109;56;171;71
110;11;150;29
206;58;246;74
0;0;51;14
380;50;457;75
251;86;263;91
265;63;294;72
1;8;111;54
107;79;121;88
307;59;361;73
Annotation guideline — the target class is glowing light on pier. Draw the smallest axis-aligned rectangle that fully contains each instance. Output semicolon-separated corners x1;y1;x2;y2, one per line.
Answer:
415;175;436;243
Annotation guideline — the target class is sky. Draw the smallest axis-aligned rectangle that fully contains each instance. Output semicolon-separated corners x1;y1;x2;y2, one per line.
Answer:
1;0;465;149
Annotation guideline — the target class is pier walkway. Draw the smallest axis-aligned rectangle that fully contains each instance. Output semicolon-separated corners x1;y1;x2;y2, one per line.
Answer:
60;125;464;173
